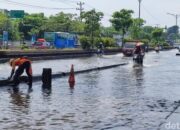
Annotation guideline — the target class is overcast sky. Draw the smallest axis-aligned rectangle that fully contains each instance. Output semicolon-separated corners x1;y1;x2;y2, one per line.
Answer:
1;0;180;28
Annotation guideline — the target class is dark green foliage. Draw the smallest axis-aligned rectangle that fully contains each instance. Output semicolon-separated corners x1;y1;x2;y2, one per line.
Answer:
81;9;104;37
79;35;116;50
110;9;134;46
101;37;116;48
19;13;47;40
79;36;91;50
152;28;163;42
167;25;179;35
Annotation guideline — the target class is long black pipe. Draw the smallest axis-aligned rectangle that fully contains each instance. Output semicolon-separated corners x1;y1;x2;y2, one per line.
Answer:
0;63;128;87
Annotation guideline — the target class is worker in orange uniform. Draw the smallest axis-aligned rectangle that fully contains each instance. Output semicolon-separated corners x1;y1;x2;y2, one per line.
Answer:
8;57;32;87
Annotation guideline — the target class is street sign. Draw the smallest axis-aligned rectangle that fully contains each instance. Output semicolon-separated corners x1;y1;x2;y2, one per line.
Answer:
10;10;24;18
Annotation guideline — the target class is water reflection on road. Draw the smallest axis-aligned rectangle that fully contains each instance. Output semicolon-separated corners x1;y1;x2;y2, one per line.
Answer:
0;50;180;130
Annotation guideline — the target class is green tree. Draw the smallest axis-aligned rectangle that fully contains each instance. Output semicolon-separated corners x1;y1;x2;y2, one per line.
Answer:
19;13;47;40
9;19;20;41
100;26;118;37
0;12;8;31
0;12;19;41
167;25;179;41
79;35;91;50
70;20;85;34
44;12;74;32
152;28;163;44
167;25;179;35
81;9;104;48
129;18;145;39
143;26;154;34
110;9;134;46
140;26;155;41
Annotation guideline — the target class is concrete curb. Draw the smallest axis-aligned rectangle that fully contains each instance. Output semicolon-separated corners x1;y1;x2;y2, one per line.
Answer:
0;49;121;63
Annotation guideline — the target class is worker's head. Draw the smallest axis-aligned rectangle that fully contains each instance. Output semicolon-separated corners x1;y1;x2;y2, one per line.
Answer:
9;58;15;66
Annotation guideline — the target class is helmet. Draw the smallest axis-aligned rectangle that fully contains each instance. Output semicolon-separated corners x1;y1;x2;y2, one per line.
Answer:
9;58;15;66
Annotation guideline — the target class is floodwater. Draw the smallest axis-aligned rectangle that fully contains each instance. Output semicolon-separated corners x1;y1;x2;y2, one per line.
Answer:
0;49;180;130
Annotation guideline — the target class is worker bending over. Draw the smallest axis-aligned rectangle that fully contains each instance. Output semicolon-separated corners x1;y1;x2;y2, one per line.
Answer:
8;57;32;87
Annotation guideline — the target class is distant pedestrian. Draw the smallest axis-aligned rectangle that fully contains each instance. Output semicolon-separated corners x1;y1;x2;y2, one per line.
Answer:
98;42;104;55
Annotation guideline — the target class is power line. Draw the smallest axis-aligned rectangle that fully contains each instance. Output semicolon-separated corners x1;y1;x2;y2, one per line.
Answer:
1;0;76;10
142;4;161;24
50;0;77;7
84;3;112;17
51;0;78;3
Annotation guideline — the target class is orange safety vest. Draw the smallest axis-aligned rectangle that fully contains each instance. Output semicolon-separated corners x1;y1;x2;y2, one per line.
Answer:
14;57;31;66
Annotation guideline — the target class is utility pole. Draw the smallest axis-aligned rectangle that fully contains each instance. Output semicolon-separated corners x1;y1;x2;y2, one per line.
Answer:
167;13;180;26
138;0;142;20
76;2;84;21
167;13;180;43
138;0;142;27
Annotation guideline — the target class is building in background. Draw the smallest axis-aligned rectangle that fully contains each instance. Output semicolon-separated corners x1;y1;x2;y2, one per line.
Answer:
44;32;78;48
0;9;9;15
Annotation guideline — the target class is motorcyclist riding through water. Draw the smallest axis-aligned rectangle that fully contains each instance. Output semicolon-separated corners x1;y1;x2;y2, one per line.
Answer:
133;42;143;55
133;42;144;64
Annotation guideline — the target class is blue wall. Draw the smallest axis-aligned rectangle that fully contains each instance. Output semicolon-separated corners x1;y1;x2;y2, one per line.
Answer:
44;32;77;49
55;32;77;48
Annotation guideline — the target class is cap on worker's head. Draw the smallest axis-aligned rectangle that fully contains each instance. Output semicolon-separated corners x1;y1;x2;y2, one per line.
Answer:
9;58;15;66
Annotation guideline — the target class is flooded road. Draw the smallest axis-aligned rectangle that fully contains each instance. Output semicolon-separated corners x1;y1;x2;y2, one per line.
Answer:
0;49;180;130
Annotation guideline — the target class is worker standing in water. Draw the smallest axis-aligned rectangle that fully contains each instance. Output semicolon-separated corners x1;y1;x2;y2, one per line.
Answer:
8;57;32;87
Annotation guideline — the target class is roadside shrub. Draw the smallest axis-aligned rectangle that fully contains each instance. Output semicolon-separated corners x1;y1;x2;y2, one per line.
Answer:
94;37;102;48
79;36;91;50
21;42;29;50
79;36;117;50
102;37;116;48
161;42;170;46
